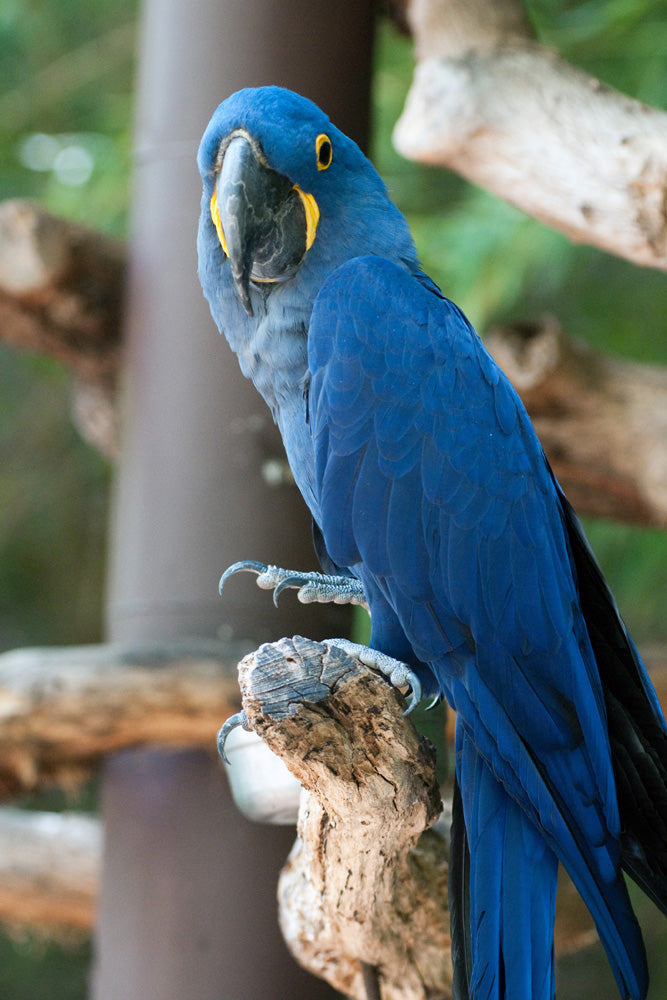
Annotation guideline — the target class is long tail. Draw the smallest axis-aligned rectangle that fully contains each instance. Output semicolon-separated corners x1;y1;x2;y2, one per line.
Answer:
453;728;558;1000
450;710;649;1000
449;777;472;1000
556;483;667;911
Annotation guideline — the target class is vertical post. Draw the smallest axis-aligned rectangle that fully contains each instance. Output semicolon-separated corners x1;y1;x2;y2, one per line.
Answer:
94;0;375;997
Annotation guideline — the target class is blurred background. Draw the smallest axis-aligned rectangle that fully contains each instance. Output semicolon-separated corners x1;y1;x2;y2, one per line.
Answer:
0;0;664;995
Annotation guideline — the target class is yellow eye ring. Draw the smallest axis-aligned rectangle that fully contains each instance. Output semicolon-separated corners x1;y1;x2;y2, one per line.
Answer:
315;133;332;171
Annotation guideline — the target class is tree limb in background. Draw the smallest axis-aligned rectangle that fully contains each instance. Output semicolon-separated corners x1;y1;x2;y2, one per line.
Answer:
0;639;243;797
0;808;101;938
0;199;124;456
486;316;667;528
392;0;667;271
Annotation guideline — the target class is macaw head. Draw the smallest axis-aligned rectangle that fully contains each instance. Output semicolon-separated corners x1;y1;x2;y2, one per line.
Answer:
197;86;416;321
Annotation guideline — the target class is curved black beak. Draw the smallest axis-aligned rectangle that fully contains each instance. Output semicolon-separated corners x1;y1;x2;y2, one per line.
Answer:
214;134;314;316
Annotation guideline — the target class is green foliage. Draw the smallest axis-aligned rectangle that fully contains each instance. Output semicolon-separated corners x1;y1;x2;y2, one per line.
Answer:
0;0;135;235
528;0;667;103
0;933;91;1000
0;0;136;657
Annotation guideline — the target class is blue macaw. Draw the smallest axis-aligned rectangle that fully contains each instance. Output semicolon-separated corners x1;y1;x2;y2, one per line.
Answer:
197;86;667;1000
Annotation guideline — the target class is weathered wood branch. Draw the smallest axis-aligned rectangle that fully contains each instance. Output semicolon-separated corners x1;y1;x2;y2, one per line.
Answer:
0;199;124;456
393;0;667;270
236;635;450;1000
0;642;664;945
0;808;101;937
485;316;667;527
0;639;244;798
232;637;667;999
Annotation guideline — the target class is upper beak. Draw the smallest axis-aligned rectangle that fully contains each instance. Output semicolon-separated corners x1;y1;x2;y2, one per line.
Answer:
212;134;318;316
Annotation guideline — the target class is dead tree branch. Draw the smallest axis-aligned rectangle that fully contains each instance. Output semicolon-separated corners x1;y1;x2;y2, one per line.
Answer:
393;0;667;270
0;199;124;456
236;635;450;1000
0;808;101;937
485;316;667;527
232;637;667;998
0;639;244;798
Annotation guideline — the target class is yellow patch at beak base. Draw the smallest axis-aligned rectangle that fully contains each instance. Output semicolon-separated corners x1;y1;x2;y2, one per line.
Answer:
210;188;229;257
294;186;319;250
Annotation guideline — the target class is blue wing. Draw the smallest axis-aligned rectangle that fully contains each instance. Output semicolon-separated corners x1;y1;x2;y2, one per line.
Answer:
307;256;648;1000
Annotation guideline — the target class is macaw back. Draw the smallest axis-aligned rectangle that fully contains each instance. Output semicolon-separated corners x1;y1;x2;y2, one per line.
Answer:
197;86;667;1000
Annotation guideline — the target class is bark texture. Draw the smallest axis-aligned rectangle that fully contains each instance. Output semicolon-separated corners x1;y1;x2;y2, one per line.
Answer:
237;636;450;1000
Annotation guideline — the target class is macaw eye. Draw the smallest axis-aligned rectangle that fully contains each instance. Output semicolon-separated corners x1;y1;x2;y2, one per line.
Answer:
315;134;332;171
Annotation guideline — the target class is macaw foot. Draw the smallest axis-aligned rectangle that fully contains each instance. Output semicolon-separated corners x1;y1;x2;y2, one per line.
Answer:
219;559;368;608
324;638;422;714
217;639;423;763
217;709;251;764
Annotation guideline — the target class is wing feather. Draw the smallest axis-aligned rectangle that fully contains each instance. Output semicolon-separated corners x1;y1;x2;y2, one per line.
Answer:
307;255;649;999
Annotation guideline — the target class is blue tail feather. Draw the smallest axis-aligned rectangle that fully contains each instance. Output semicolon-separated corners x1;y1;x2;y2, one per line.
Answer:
458;728;557;1000
453;702;649;1000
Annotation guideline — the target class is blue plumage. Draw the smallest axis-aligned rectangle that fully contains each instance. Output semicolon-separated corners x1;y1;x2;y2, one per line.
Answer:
198;86;667;1000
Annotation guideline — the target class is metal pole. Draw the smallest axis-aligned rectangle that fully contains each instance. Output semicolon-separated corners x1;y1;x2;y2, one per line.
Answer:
94;0;374;997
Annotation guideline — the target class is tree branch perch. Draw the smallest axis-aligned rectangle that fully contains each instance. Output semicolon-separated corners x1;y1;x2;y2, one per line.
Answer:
235;635;450;1000
231;637;667;998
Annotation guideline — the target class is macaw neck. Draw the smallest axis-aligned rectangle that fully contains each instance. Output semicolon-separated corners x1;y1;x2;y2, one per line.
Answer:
226;287;322;524
228;283;310;416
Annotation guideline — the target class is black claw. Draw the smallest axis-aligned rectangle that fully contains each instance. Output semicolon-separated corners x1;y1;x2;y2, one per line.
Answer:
217;710;251;764
219;560;268;595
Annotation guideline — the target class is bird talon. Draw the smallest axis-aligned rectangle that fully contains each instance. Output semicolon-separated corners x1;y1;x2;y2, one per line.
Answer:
217;710;252;764
272;575;305;605
324;639;423;712
403;681;422;716
219;560;367;607
219;560;269;595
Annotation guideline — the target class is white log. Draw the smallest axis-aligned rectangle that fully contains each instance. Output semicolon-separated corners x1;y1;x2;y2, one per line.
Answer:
394;2;667;270
0;639;244;796
0;808;101;935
